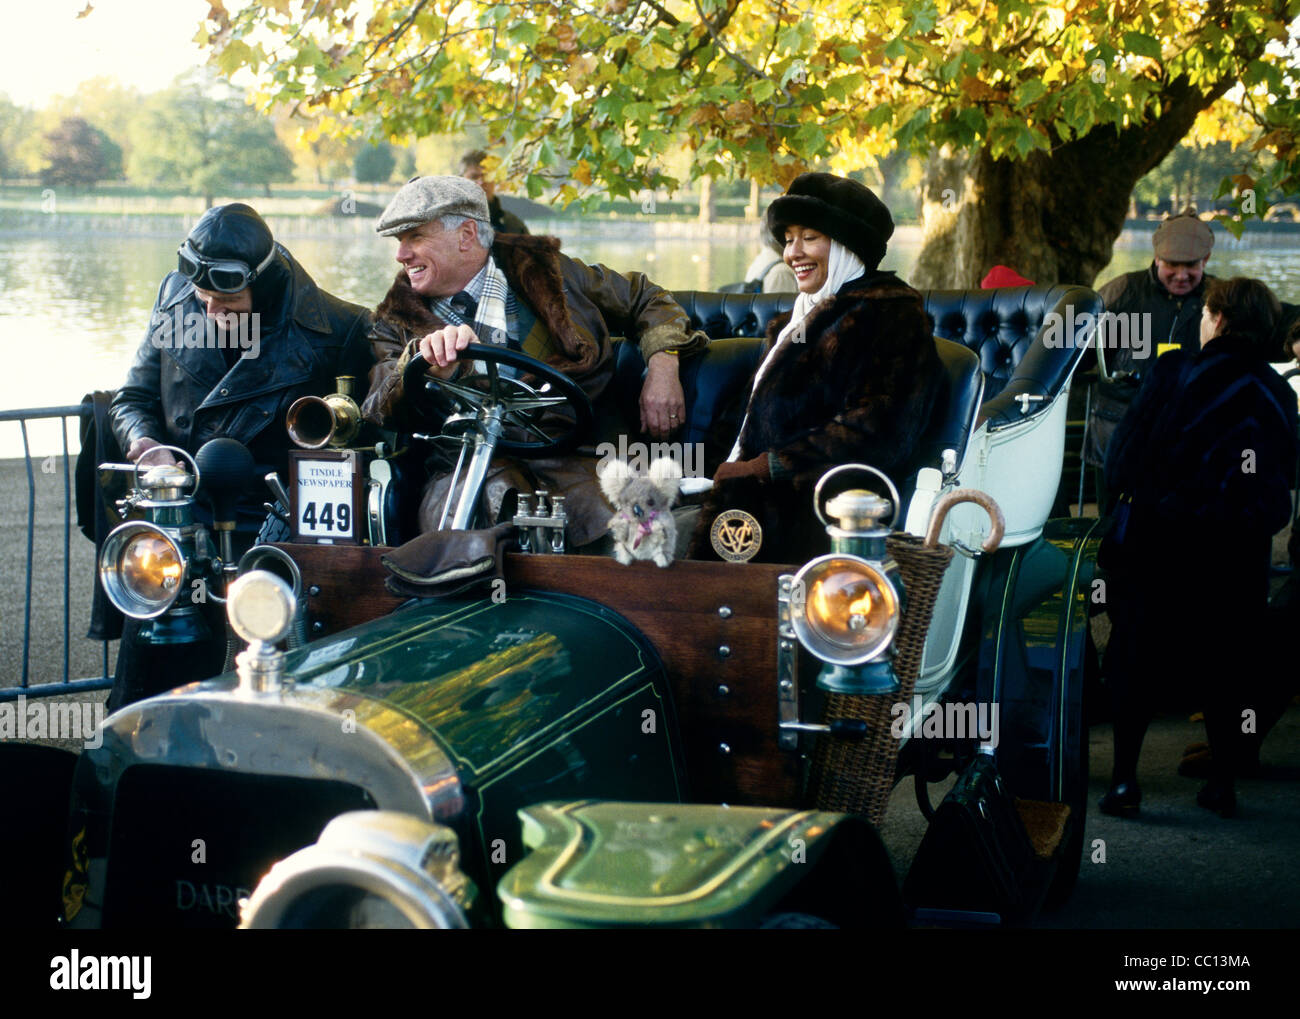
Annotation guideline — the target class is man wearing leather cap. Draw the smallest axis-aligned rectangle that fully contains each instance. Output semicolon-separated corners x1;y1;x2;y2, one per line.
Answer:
362;175;706;546
1085;209;1216;484
105;204;371;709
110;203;373;539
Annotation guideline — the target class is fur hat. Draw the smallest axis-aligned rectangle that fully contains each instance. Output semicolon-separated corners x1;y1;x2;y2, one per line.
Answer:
767;173;895;270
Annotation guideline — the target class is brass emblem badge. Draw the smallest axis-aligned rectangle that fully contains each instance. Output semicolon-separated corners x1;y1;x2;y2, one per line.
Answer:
710;509;762;562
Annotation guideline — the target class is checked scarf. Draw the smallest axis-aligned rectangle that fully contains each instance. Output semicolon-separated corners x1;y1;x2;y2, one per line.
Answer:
432;257;511;350
431;256;564;366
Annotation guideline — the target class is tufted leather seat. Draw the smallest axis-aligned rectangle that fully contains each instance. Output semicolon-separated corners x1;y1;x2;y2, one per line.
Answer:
671;290;796;341
920;285;1101;430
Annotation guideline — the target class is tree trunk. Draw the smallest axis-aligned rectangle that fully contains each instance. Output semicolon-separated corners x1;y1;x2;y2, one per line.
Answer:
204;194;214;210
911;77;1232;288
698;175;715;225
745;179;759;220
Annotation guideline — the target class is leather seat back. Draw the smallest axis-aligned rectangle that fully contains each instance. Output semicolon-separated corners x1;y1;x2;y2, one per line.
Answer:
919;338;983;471
922;285;1102;430
672;290;796;341
667;284;1098;400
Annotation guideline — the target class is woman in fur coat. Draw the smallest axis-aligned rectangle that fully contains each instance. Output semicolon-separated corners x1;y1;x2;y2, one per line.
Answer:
692;172;944;564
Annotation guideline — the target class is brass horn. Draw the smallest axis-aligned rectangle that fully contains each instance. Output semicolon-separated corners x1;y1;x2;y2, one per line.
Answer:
287;376;362;449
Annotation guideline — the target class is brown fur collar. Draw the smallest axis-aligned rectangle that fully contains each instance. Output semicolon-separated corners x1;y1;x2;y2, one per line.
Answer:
741;274;942;483
762;277;920;346
373;233;596;371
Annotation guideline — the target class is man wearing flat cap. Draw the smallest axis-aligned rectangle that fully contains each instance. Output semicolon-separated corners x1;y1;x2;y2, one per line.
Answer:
1085;209;1216;490
362;175;706;545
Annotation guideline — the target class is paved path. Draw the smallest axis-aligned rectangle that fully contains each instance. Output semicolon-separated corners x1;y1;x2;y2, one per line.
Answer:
0;456;114;692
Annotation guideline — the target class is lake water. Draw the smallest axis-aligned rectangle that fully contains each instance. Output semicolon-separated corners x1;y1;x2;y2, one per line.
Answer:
3;211;1299;456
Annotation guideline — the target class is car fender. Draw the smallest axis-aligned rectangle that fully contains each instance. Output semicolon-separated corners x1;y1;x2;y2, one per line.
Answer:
497;800;904;929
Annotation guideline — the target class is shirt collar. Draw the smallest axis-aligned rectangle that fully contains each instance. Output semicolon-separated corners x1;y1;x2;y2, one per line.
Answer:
461;260;490;302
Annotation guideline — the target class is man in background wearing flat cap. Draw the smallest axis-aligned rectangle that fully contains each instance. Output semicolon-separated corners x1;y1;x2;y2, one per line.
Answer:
460;149;530;235
1084;209;1216;502
362;175;705;546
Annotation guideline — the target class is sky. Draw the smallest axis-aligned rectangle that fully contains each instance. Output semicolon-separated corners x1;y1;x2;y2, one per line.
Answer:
0;0;213;107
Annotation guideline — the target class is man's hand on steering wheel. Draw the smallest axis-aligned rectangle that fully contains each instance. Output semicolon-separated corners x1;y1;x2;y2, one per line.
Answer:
417;324;477;377
401;343;595;457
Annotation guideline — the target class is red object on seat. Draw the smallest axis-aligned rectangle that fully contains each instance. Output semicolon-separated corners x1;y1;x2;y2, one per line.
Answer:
981;265;1034;289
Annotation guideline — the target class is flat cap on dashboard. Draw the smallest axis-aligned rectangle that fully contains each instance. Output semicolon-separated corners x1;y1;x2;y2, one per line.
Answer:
375;175;492;237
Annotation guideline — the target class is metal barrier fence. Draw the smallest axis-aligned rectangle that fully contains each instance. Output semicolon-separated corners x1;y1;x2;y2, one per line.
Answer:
0;404;112;702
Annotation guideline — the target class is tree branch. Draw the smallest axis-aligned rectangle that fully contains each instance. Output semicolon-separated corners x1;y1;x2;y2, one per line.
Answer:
641;0;680;27
367;0;432;62
691;0;785;97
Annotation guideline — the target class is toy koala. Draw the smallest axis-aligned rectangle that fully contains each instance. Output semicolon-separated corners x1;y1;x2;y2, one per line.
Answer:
598;456;682;568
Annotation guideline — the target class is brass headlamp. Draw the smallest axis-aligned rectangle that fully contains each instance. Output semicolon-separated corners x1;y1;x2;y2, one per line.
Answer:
790;466;904;695
98;448;214;644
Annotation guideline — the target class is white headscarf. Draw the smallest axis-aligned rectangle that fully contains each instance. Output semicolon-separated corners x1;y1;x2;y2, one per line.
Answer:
774;239;866;347
725;239;867;463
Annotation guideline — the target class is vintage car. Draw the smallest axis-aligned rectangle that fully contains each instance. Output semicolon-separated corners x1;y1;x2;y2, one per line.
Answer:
15;282;1105;930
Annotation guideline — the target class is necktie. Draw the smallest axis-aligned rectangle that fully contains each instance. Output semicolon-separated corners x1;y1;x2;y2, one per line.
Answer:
449;291;477;322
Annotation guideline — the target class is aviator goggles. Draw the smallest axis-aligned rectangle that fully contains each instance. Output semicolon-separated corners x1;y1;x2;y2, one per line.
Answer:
177;240;276;294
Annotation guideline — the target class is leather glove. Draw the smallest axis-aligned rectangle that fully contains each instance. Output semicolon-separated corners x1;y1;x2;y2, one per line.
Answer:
713;453;771;485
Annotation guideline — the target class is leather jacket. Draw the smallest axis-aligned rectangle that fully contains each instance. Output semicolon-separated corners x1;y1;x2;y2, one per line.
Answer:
110;245;373;506
362;232;705;545
489;195;529;235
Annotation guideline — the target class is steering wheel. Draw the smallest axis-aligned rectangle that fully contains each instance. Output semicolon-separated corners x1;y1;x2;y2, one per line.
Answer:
401;344;595;457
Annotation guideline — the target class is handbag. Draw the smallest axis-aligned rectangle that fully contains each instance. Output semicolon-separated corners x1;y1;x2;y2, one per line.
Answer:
903;754;1040;923
74;391;126;640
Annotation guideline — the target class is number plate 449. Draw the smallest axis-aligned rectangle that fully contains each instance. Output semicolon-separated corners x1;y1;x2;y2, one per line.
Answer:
289;450;364;545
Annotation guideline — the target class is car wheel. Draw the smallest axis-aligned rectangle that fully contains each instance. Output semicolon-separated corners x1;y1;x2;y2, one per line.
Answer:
1041;692;1089;911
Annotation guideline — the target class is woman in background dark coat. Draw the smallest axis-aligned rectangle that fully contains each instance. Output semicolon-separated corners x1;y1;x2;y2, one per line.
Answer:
1100;277;1299;818
692;173;942;564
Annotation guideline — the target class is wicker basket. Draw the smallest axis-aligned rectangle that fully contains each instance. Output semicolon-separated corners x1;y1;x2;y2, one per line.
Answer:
810;533;955;825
